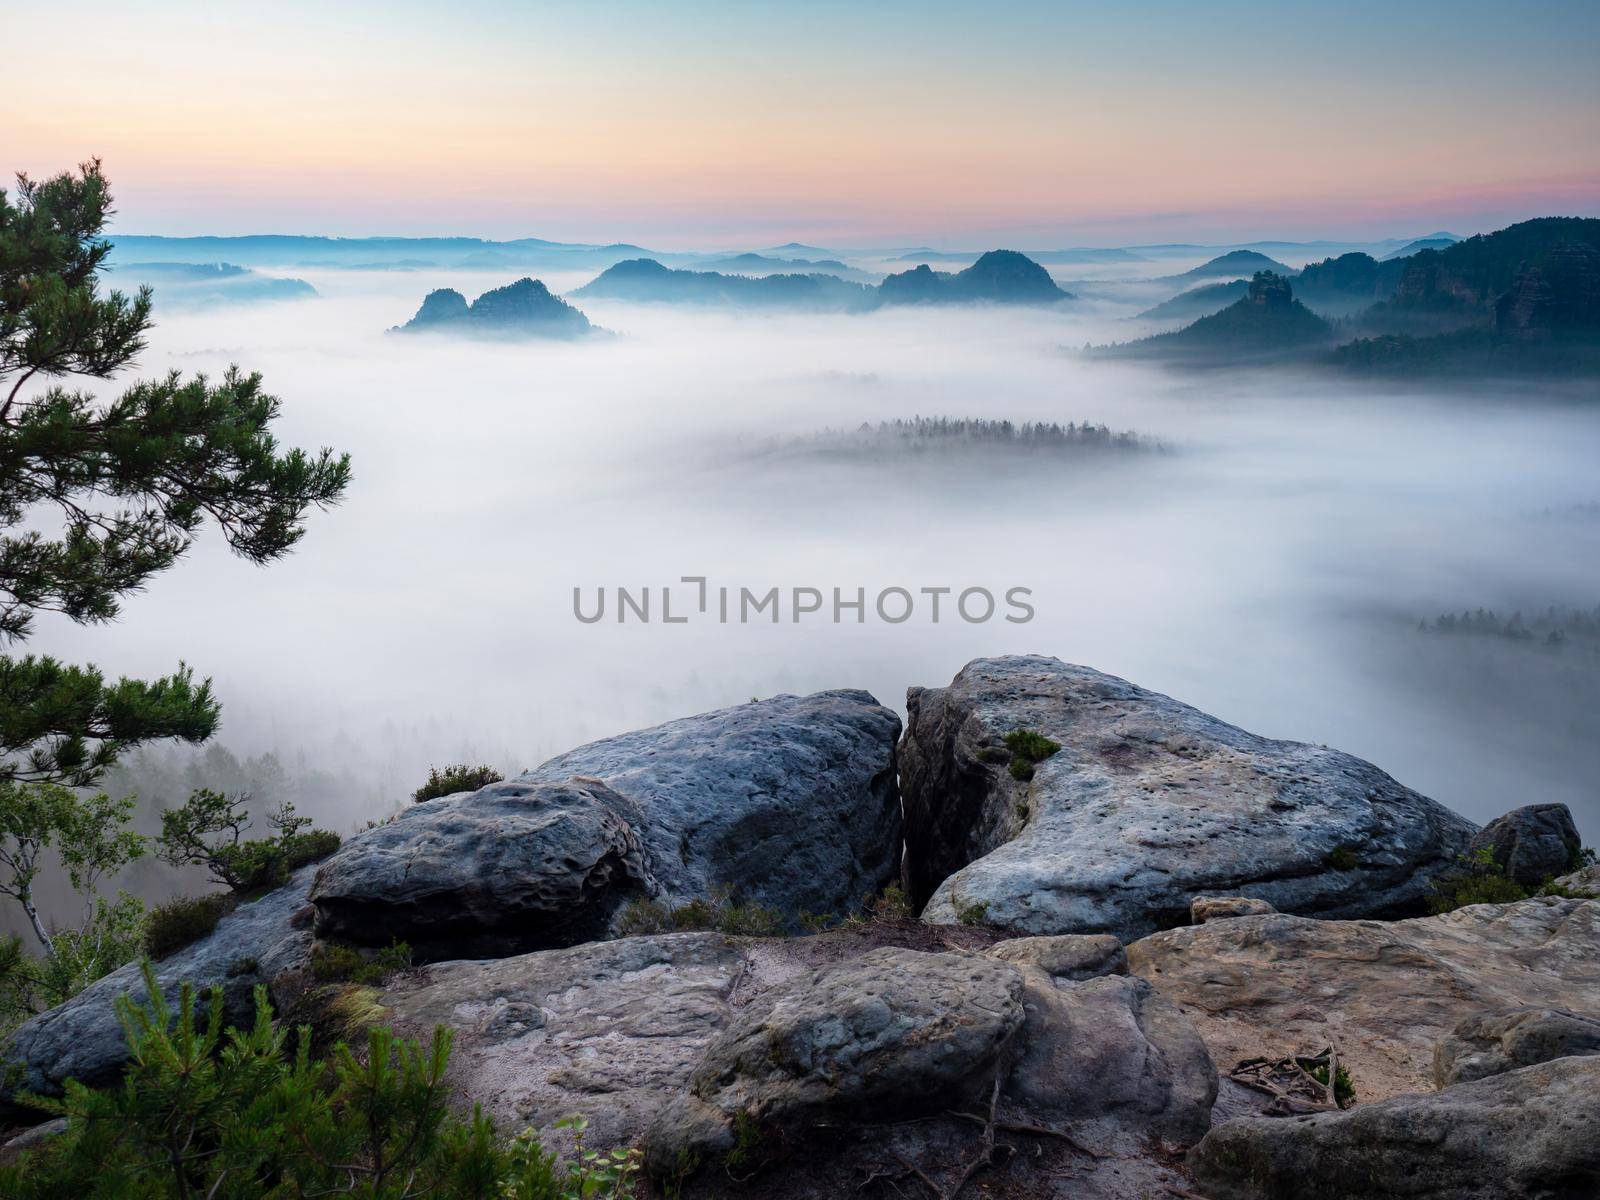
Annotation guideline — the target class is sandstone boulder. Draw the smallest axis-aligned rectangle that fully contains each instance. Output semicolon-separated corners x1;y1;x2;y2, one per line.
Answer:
1;868;318;1120
1467;803;1583;886
524;689;902;923
1192;896;1278;923
310;779;649;958
1128;897;1600;1101
986;933;1127;980
642;947;1027;1175
1555;862;1600;897
1190;1055;1600;1200
903;656;1476;938
1433;1005;1600;1087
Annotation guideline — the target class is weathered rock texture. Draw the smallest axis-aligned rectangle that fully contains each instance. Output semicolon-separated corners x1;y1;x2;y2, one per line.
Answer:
310;779;649;958
524;689;902;922
1466;802;1583;886
1433;1006;1600;1088
1191;896;1278;923
1128;897;1600;1101
380;928;1214;1197
902;656;1476;938
643;947;1026;1174
986;933;1128;980
1;869;318;1120
1191;1055;1600;1200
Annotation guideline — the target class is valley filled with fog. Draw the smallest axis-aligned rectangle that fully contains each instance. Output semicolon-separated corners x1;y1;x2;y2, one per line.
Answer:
23;250;1600;901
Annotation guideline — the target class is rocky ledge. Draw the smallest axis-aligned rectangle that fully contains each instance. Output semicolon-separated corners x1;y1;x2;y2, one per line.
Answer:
3;656;1596;1198
901;656;1476;937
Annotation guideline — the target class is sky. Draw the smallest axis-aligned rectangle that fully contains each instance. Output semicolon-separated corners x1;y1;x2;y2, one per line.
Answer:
3;0;1599;247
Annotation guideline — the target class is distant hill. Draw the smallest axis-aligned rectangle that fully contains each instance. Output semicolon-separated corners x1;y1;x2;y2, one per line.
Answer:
1175;250;1294;281
577;250;1067;310
572;259;875;310
1387;218;1600;313
392;277;594;337
684;252;876;282
110;235;664;272
877;250;1072;306
893;247;1143;265
1292;252;1412;315
107;261;316;307
1136;280;1248;322
1105;272;1332;360
1334;233;1600;374
1381;238;1457;260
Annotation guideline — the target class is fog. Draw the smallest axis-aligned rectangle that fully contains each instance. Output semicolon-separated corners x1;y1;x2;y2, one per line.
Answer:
24;261;1600;868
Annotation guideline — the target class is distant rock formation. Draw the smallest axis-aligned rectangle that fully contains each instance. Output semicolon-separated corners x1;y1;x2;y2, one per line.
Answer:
392;277;594;337
1106;272;1333;360
572;258;875;310
107;260;317;308
1136;279;1248;322
1174;249;1293;281
876;249;1072;305
577;250;1070;309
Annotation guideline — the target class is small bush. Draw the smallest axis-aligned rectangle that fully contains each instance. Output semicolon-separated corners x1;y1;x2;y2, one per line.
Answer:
143;893;237;960
0;961;635;1199
1428;845;1534;914
1003;728;1061;781
283;827;342;870
1324;845;1360;872
310;939;412;986
798;910;836;933
1306;1060;1356;1107
870;884;913;920
414;764;504;803
616;889;787;937
614;899;670;936
954;897;991;927
158;792;340;896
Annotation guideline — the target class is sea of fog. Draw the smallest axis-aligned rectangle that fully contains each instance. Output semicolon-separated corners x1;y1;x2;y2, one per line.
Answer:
24;263;1600;864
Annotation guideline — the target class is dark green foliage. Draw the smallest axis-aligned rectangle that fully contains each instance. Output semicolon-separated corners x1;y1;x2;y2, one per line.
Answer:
953;897;991;927
1304;1059;1356;1107
1324;845;1360;872
0;159;348;803
413;762;504;802
1004;728;1061;782
310;939;413;986
613;888;785;937
157;791;340;895
1428;846;1534;913
0;961;616;1199
143;892;237;959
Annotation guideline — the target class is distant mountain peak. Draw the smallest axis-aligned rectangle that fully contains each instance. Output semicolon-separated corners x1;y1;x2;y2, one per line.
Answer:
393;277;593;337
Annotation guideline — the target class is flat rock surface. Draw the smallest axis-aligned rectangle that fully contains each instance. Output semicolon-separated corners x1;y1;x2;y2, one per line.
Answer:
1190;1055;1600;1200
1127;896;1600;1101
525;689;902;923
381;922;1215;1197
1;868;317;1119
902;656;1477;939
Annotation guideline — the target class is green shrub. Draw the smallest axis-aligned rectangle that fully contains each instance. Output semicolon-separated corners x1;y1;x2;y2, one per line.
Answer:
870;884;913;920
1306;1060;1356;1107
954;897;991;927
1003;728;1061;781
414;764;505;803
716;901;783;937
144;893;237;960
1324;845;1360;871
158;791;340;896
1428;846;1534;914
310;939;412;986
0;961;638;1199
614;899;670;936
